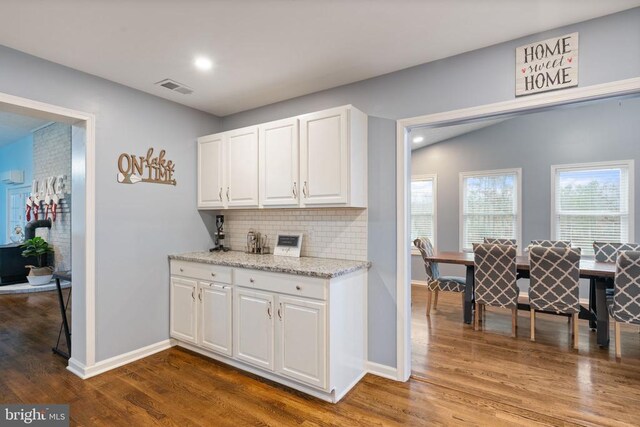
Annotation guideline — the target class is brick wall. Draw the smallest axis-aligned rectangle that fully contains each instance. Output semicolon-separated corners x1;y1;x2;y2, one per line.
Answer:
33;123;72;271
221;208;368;261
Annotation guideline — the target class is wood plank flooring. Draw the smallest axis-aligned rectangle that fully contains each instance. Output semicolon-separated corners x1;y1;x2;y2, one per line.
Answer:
1;288;639;426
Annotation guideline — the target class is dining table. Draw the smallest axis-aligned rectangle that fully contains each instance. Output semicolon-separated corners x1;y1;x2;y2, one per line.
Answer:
425;251;616;347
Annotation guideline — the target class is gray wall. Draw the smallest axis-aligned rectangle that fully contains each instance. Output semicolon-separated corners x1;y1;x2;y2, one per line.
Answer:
220;9;640;368
0;45;221;362
411;96;640;297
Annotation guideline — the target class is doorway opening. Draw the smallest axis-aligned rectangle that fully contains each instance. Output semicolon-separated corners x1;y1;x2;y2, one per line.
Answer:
0;91;95;376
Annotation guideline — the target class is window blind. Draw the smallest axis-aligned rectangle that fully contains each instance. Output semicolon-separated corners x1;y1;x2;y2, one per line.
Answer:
461;171;519;251
411;178;434;244
554;165;630;255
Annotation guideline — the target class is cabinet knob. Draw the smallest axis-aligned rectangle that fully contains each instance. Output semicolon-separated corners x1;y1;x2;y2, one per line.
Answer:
249;278;255;283
296;285;301;290
211;272;216;277
180;268;184;272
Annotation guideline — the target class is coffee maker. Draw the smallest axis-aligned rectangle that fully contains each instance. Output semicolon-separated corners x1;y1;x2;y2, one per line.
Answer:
210;215;229;252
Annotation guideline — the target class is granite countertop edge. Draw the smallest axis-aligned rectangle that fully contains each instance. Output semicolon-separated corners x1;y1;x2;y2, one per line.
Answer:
168;252;371;279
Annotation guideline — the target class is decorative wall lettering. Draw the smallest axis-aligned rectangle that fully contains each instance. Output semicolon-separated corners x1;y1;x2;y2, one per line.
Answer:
26;175;67;222
117;147;176;186
516;32;579;96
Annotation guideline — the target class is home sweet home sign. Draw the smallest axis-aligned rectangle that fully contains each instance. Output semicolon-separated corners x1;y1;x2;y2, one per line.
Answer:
516;32;579;96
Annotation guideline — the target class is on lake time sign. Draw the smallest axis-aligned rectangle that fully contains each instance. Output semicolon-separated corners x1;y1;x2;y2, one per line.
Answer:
516;32;578;96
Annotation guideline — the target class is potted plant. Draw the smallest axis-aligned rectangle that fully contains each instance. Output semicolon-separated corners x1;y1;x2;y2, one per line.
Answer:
21;237;54;285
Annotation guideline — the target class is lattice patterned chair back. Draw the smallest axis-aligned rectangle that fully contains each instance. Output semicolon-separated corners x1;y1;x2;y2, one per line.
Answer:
483;238;517;246
413;237;440;282
594;242;640;263
473;243;519;308
610;251;640;357
527;240;571;252
528;246;581;314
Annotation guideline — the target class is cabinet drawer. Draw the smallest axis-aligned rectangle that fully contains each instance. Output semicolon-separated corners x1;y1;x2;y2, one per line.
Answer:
234;269;327;300
171;260;232;284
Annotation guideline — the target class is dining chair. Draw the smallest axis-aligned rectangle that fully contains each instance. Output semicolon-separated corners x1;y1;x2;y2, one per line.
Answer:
593;242;640;262
528;246;582;349
473;243;519;337
610;250;640;358
414;237;466;316
526;240;571;253
483;238;517;246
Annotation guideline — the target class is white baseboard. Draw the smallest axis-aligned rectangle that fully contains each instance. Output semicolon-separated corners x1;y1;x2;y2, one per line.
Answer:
411;280;428;287
366;361;399;381
67;339;174;379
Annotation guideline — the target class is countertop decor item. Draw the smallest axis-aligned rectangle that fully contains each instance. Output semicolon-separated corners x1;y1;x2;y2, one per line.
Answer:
21;236;54;286
117;147;176;186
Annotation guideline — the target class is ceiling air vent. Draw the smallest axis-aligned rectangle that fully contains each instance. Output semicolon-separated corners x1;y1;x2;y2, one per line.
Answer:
155;79;193;95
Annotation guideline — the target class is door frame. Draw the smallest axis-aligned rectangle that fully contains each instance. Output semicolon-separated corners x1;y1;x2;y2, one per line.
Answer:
0;91;96;374
395;76;640;381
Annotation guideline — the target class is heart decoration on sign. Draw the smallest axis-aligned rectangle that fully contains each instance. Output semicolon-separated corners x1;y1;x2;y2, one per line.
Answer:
567;57;573;63
521;68;526;74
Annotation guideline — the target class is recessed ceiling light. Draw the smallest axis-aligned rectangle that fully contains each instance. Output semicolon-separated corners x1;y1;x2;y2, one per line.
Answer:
412;136;424;144
194;56;213;71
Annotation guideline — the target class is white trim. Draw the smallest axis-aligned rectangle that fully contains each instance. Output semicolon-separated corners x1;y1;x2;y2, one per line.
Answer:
395;77;640;383
67;339;173;379
458;168;522;252
550;159;635;248
411;280;429;287
365;361;398;381
410;173;437;248
0;91;97;371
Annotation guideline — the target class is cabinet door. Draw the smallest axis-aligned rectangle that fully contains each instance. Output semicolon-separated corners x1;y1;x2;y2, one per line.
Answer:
197;134;225;209
299;107;348;206
170;278;197;344
259;118;299;207
226;127;259;207
234;288;275;371
199;283;232;356
276;295;327;389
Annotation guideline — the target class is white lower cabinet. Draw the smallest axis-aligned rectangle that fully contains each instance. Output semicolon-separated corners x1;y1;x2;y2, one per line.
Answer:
234;288;275;370
199;283;232;356
277;295;327;389
170;260;365;403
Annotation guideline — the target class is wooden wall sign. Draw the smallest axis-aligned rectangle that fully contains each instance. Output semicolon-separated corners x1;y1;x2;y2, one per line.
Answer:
117;147;176;186
516;32;579;96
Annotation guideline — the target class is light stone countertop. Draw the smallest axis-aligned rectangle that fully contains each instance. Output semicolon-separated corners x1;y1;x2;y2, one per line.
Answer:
169;251;371;279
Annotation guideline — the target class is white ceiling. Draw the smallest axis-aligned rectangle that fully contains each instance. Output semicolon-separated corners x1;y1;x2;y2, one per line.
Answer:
0;1;638;117
410;118;508;150
0;112;49;147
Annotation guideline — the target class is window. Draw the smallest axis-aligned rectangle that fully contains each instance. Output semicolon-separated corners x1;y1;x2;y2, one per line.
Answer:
6;185;30;243
552;160;634;256
460;169;521;251
411;174;436;246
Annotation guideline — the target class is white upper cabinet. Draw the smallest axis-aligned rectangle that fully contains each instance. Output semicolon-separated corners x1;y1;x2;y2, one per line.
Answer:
259;118;299;207
197;105;367;210
197;134;225;209
299;105;367;207
226;126;259;207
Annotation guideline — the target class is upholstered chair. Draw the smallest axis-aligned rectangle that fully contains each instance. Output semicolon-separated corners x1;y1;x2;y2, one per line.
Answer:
528;246;582;349
473;243;519;337
526;240;571;253
593;242;640;262
483;238;517;246
414;237;466;316
610;251;640;358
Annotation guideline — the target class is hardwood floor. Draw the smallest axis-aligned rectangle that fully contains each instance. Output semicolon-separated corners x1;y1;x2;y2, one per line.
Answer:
1;288;639;426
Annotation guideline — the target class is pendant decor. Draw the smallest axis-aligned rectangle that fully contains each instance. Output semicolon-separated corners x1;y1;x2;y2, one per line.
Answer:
117;147;176;186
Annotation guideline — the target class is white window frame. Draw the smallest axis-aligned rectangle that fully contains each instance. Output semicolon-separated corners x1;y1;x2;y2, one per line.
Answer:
410;174;437;254
550;160;635;253
459;168;522;252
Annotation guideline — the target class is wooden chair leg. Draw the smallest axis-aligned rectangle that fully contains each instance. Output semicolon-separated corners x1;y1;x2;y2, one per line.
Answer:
426;289;432;317
530;308;535;341
615;320;621;358
474;303;480;331
511;308;517;338
572;313;579;350
433;288;439;310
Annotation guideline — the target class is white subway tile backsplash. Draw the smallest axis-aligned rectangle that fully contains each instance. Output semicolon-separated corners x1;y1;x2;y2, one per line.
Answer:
220;208;368;261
